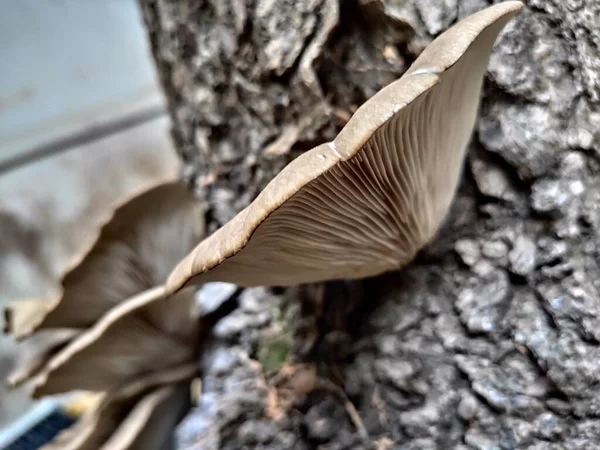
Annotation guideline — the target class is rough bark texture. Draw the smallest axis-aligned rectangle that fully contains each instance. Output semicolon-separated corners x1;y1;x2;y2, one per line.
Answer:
139;0;600;448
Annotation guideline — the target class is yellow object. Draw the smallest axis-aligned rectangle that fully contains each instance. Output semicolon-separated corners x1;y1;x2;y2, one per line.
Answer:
63;392;103;417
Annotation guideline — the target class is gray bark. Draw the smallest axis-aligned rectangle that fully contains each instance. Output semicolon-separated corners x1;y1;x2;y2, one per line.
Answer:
139;0;600;448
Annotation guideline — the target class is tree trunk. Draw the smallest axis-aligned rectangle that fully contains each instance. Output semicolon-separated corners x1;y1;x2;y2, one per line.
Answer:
139;0;600;448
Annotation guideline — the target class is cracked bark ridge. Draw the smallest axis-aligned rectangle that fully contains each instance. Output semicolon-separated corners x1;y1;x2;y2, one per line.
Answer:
140;0;600;448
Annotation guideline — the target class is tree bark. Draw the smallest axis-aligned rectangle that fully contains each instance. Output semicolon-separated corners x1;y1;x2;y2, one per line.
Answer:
139;0;600;448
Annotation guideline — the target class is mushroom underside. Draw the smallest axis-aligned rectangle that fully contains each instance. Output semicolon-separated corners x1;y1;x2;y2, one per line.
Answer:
3;3;523;449
4;182;205;340
166;2;521;291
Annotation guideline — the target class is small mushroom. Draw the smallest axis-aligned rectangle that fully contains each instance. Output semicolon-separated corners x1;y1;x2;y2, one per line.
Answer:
165;1;524;292
31;287;200;398
41;365;195;450
4;181;205;340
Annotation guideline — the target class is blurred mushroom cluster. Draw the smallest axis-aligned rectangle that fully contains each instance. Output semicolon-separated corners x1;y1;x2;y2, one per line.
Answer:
3;2;522;448
4;183;206;449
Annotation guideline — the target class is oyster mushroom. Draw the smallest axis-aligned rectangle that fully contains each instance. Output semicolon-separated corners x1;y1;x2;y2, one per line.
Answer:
29;0;523;399
6;328;79;388
6;2;524;448
4;181;205;341
2;181;206;396
165;1;524;292
31;286;200;397
30;280;239;399
99;383;191;450
41;365;195;450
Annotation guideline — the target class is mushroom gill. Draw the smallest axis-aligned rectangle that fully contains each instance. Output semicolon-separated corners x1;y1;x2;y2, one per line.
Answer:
4;181;205;341
4;3;524;448
41;366;195;450
31;0;522;400
165;1;524;292
31;286;200;398
3;180;206;447
6;328;79;388
99;384;191;450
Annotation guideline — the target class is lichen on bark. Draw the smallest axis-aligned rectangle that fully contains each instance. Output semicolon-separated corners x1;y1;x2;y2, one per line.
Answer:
139;0;600;448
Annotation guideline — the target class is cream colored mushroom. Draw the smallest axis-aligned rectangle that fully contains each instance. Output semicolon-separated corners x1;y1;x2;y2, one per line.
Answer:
165;1;524;292
99;384;191;450
28;0;523;401
8;3;523;448
6;328;79;388
3;180;205;410
31;286;200;398
41;365;195;450
3;181;205;341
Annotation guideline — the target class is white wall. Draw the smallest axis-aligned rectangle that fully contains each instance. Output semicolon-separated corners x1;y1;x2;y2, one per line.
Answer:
0;0;166;168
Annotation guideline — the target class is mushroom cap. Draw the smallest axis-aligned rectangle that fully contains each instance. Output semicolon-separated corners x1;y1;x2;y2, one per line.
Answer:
6;328;79;388
32;287;199;398
99;383;191;450
41;366;195;450
4;181;205;341
165;1;523;292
